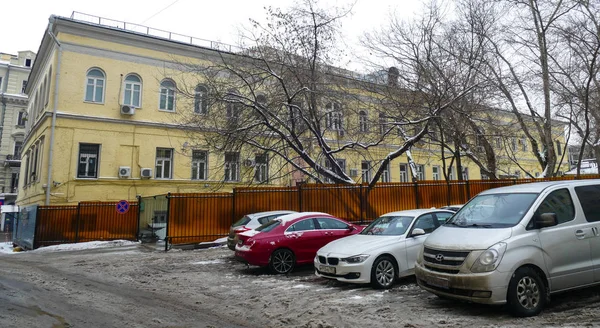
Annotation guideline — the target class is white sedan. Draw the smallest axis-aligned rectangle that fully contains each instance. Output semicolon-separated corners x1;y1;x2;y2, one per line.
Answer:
314;209;455;289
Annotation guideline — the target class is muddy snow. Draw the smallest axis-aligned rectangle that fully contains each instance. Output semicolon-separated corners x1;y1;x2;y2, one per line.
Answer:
1;242;600;327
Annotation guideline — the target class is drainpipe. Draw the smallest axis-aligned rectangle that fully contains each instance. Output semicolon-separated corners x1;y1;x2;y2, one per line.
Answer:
0;65;11;147
45;16;62;205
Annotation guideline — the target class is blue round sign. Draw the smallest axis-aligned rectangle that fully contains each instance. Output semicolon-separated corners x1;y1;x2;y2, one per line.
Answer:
116;200;130;214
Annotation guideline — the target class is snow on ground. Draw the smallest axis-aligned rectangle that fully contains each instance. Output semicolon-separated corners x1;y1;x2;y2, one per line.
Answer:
0;242;16;254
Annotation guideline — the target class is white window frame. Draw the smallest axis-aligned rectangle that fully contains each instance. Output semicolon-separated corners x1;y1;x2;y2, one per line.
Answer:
381;163;390;183
123;74;142;108
77;143;100;179
21;80;27;93
155;148;173;179
399;164;408;182
16;112;26;127
325;102;343;131
13;141;23;158
254;153;269;183
359;110;368;132
224;152;240;181
84;68;105;104
432;165;440;180
191;150;208;180
361;161;371;183
194;85;209;114
462;167;469;180
159;79;176;112
416;164;425;180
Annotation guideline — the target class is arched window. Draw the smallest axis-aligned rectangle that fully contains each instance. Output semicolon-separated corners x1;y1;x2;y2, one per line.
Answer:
159;79;176;111
325;102;342;131
123;74;142;107
359;110;368;132
85;68;105;103
194;85;208;114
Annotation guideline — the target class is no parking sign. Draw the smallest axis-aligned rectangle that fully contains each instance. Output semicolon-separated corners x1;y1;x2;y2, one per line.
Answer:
116;200;130;214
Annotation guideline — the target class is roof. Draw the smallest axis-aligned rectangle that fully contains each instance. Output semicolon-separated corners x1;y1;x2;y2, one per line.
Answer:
247;210;297;219
381;208;454;217
277;212;333;225
478;180;600;195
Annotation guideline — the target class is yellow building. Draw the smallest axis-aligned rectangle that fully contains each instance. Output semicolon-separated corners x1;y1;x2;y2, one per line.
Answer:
0;50;35;204
17;13;569;205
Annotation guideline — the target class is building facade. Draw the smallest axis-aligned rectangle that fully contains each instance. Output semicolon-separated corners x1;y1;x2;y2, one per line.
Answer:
17;13;570;206
0;51;35;205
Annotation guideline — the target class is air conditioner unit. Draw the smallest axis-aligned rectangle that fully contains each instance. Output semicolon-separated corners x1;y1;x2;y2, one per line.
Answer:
120;105;136;115
141;168;153;179
349;169;358;177
243;158;255;167
118;166;131;178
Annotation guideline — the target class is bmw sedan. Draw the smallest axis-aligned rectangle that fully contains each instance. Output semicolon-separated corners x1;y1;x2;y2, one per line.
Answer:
235;212;361;274
314;209;454;289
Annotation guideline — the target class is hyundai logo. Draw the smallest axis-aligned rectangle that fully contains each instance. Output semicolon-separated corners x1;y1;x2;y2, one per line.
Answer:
435;254;444;262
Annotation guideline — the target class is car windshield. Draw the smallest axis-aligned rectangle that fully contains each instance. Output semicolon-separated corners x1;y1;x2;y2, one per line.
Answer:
447;193;538;228
255;220;281;233
361;216;414;235
232;215;251;227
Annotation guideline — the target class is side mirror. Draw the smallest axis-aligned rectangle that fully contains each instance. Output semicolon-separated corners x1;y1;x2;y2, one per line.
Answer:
411;228;426;237
536;213;558;228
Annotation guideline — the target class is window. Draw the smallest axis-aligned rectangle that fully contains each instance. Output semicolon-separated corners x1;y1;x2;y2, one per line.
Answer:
413;214;436;234
13;141;23;158
359;111;368;132
191;150;207;180
432;165;440;180
123;74;142;107
325;102;342;131
77;143;100;178
159;80;176;111
435;212;453;225
16;111;26;127
85;68;105;103
287;219;315;232
254;153;268;183
10;173;19;193
380;162;390;183
480;168;490;180
0;77;3;90
24;153;30;185
316;218;349;230
556;140;562;156
21;80;27;93
30;144;39;181
155;148;173;179
25;58;32;67
511;137;517;151
224;152;240;181
191;85;208;115
45;66;52;107
379;113;387;135
575;185;600;222
448;166;455;180
462;168;469;180
535;188;574;225
399;164;408;182
324;158;346;183
226;90;242;120
495;137;502;149
361;161;371;183
520;137;527;151
416;164;425;180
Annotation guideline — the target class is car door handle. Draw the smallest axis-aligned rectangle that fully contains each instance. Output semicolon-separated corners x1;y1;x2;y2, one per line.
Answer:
575;230;586;238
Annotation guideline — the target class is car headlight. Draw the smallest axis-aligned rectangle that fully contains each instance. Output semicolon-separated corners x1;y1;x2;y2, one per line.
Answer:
416;245;424;264
341;254;370;263
471;242;507;273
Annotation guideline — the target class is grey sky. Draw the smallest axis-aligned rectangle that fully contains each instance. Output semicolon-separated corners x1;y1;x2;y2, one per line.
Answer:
2;0;421;65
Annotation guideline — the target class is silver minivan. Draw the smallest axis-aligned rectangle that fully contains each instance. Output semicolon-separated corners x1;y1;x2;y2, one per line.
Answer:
415;180;600;317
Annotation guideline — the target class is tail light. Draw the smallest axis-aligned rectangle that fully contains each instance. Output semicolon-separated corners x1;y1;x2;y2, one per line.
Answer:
234;226;251;233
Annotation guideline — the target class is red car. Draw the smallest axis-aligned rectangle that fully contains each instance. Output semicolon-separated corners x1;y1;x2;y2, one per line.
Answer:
235;212;362;274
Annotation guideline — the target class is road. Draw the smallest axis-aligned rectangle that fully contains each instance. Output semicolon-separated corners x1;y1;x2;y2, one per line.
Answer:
1;243;600;327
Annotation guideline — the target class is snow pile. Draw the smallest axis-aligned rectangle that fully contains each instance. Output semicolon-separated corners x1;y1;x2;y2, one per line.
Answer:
191;259;224;265
33;240;139;253
0;242;16;254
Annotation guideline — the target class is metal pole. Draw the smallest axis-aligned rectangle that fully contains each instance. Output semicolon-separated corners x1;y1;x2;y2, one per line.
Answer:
232;189;236;225
136;195;141;241
164;193;171;252
414;182;420;208
75;202;81;243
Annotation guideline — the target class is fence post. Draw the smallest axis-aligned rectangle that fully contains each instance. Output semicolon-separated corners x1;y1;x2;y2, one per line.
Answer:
33;206;41;249
165;193;171;252
232;188;237;224
297;183;303;212
75;202;81;243
414;182;420;208
447;180;451;206
136;195;141;241
465;179;471;200
360;184;364;225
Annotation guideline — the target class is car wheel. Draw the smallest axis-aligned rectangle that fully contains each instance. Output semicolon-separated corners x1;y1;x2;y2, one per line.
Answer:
269;249;295;274
507;267;546;317
370;256;396;289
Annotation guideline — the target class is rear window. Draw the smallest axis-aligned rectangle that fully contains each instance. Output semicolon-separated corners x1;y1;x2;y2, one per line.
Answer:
256;220;281;232
232;216;251;227
575;185;600;222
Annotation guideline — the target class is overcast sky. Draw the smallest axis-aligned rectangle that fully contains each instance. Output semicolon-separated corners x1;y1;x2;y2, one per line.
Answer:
2;0;422;69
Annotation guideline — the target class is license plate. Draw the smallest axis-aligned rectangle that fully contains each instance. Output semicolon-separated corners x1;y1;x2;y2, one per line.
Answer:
426;276;449;289
320;265;336;274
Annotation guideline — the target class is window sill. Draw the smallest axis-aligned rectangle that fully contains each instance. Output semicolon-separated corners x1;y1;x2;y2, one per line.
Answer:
83;101;105;105
158;109;176;113
76;177;98;180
